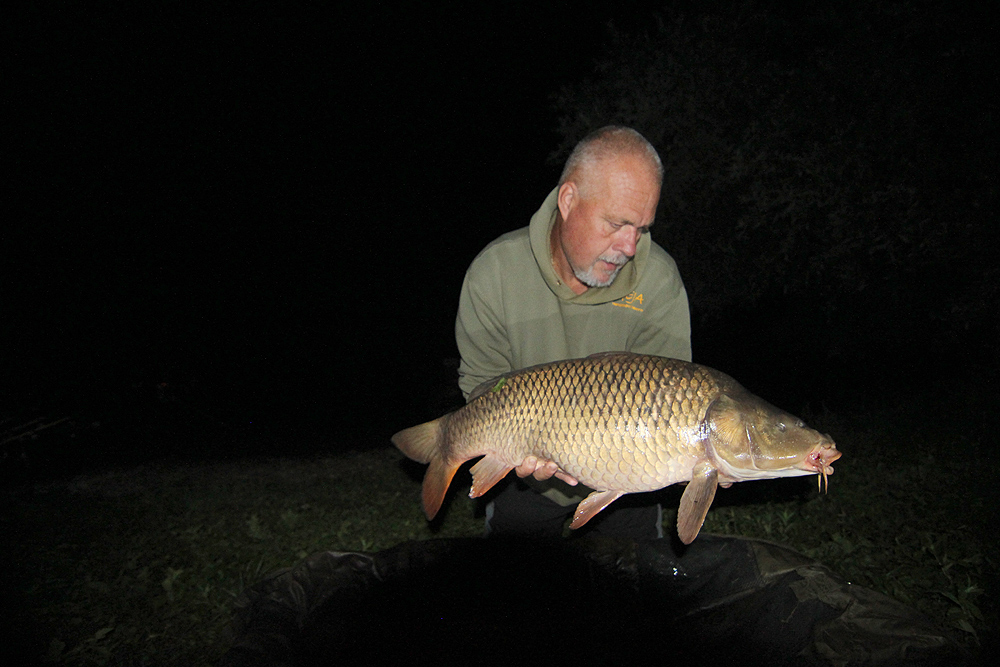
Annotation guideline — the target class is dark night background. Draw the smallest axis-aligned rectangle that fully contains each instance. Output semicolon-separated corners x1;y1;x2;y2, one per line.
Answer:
5;0;997;477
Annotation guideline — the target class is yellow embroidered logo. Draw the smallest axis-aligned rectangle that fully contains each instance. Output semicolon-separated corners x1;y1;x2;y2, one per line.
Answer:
611;291;645;313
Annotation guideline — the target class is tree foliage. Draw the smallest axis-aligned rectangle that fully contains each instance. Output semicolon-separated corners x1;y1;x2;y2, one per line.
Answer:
551;0;995;340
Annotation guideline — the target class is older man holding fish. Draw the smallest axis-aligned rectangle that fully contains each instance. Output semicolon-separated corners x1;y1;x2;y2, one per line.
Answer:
453;126;692;538
396;127;840;541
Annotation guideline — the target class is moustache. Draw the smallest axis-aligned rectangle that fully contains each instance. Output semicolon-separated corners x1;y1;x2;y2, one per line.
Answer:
599;253;629;267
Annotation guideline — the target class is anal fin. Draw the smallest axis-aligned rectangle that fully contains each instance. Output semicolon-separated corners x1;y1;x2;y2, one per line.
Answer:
677;461;719;544
569;490;624;529
469;456;514;498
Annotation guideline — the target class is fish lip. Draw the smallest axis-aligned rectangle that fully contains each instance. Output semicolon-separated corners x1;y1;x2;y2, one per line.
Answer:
797;442;841;474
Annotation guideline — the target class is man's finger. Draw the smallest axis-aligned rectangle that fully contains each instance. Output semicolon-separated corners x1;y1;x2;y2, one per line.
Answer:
515;456;539;478
529;460;556;481
553;470;579;486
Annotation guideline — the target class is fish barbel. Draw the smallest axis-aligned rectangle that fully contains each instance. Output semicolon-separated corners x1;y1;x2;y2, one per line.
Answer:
392;352;840;543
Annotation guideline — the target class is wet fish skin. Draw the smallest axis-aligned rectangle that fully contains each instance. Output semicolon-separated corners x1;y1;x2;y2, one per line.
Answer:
392;352;840;543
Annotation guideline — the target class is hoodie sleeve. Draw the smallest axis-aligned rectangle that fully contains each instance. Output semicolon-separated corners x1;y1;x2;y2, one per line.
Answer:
455;250;514;400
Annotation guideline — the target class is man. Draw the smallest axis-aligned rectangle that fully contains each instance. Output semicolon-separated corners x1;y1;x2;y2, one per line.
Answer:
455;126;691;539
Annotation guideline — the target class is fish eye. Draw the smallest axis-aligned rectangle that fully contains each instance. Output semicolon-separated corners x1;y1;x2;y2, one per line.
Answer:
776;422;786;432
796;420;805;428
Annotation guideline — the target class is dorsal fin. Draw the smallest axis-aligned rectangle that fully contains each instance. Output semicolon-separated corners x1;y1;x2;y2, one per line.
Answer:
469;373;515;402
586;351;631;360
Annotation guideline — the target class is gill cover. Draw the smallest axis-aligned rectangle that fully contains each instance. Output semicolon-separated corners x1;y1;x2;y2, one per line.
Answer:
707;393;819;472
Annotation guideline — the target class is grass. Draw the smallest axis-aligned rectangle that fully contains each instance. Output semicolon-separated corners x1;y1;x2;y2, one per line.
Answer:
2;398;996;666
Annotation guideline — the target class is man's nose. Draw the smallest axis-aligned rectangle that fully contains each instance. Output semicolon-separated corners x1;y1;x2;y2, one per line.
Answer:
614;227;640;257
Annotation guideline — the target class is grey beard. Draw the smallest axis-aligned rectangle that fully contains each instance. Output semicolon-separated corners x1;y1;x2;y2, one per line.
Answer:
574;254;628;288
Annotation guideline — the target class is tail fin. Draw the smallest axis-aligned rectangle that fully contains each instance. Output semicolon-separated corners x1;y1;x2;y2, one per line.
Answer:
392;417;447;464
421;457;461;520
391;415;460;520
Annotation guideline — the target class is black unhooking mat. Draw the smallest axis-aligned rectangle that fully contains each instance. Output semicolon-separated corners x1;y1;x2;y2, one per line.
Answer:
219;535;971;667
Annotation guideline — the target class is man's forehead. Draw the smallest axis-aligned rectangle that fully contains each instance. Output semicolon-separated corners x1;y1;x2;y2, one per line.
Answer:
601;178;659;224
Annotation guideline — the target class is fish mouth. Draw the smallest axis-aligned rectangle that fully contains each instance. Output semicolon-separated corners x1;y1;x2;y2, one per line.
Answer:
798;439;841;492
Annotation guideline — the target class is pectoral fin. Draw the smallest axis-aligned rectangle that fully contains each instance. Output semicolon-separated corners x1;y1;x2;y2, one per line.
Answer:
569;490;624;529
469;456;514;498
677;461;719;544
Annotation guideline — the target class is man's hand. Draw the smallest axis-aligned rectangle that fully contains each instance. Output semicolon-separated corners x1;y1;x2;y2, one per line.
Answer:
515;456;579;486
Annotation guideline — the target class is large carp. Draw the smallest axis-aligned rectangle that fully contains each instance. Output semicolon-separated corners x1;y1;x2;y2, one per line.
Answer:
392;352;840;543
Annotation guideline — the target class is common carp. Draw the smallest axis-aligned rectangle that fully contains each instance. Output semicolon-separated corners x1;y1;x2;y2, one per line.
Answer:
392;352;840;544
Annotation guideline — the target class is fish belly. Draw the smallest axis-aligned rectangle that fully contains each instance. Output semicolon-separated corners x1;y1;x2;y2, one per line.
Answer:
519;423;703;493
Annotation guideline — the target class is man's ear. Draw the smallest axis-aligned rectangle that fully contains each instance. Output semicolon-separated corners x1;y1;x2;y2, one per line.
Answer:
556;181;578;221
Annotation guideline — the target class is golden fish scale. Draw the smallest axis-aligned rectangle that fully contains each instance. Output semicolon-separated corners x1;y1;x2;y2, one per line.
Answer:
448;355;724;492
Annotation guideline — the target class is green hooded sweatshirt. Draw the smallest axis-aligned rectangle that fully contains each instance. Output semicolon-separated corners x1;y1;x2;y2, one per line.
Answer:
455;187;692;505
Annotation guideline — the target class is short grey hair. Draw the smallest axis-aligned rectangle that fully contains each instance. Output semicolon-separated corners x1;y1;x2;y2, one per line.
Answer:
558;126;663;194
